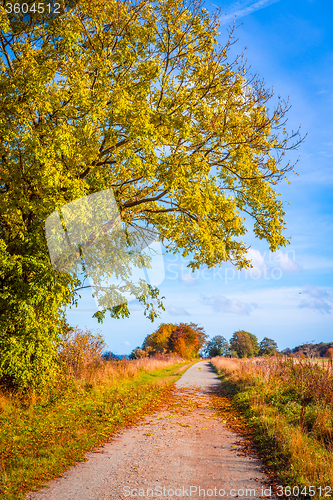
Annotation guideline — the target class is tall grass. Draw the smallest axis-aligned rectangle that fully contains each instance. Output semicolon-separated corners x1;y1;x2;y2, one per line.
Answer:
57;327;185;386
57;352;187;392
211;357;333;496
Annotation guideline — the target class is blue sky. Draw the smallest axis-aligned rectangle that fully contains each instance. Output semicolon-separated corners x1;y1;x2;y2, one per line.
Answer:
66;0;333;354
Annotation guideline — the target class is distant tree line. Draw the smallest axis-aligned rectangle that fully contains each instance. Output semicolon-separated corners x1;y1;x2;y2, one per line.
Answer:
204;331;279;358
129;325;332;360
281;342;333;359
129;324;279;360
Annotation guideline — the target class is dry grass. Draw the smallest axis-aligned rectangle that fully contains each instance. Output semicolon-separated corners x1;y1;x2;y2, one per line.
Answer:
211;356;333;496
0;355;186;416
0;328;186;416
57;328;185;386
211;356;245;375
66;355;186;387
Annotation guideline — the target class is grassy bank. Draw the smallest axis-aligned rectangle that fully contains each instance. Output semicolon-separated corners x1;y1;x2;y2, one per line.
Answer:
211;357;333;499
0;356;194;500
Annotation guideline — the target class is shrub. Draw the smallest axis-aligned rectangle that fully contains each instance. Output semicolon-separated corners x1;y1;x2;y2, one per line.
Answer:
58;328;106;378
129;346;153;360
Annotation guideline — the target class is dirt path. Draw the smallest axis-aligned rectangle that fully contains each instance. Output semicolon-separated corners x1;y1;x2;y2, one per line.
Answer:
26;361;276;500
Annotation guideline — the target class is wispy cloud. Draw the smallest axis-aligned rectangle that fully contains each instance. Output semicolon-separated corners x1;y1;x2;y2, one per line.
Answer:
179;273;197;286
299;298;332;314
200;294;254;315
298;284;332;314
168;305;191;316
220;0;281;25
275;251;301;273
245;248;301;276
246;248;268;273
303;284;329;299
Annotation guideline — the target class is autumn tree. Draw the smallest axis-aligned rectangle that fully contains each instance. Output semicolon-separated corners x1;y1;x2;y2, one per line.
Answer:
0;0;302;387
229;330;259;358
142;323;177;354
168;323;207;359
141;322;207;358
259;337;279;356
204;335;229;357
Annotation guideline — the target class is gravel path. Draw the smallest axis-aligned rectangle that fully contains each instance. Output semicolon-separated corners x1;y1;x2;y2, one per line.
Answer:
26;361;275;500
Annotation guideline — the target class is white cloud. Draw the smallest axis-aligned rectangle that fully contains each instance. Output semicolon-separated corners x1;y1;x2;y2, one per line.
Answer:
245;249;266;274
123;341;130;346
200;294;253;315
275;251;301;273
298;284;332;314
247;248;267;272
302;284;329;299
168;305;191;316
245;248;301;276
299;298;332;314
219;0;281;25
179;273;197;286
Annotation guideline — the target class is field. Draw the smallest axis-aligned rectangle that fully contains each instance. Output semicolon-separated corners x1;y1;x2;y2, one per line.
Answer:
210;356;333;497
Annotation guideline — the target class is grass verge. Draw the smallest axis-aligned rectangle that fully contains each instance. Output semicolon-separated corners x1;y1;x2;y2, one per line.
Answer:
0;359;195;500
210;357;333;500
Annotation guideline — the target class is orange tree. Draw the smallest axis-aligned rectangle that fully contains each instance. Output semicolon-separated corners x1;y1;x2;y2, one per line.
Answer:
168;323;207;359
141;322;207;358
142;323;177;355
